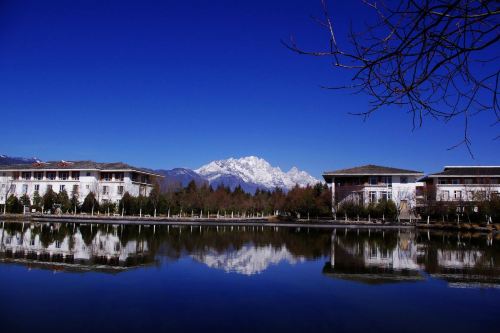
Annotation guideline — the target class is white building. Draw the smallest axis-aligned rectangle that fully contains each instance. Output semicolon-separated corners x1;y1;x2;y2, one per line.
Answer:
0;160;163;205
421;166;500;202
322;165;424;215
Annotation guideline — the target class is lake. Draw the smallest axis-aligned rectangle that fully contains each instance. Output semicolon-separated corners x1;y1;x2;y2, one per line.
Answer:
0;222;499;333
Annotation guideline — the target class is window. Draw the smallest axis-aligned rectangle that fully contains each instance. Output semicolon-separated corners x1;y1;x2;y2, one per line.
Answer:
369;191;377;203
467;191;474;200
59;171;69;180
47;172;56;180
10;184;16;193
34;172;43;180
47;184;53;190
72;184;79;193
117;186;124;195
60;185;66;192
477;191;486;200
438;178;448;184
86;184;90;190
382;176;392;185
400;176;408;184
71;171;80;180
464;178;473;185
22;172;31;180
34;184;40;192
381;191;388;201
451;179;460;185
101;173;112;181
86;172;91;177
441;191;450;200
454;190;462;200
13;172;20;180
115;172;124;181
369;176;378;185
22;184;28;194
102;186;109;195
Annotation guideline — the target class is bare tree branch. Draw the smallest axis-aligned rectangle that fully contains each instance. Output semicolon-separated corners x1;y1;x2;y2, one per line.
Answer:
285;0;500;155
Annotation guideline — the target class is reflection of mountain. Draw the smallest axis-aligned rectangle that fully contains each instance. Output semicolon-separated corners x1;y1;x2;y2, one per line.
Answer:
0;226;152;273
192;244;305;275
323;229;500;288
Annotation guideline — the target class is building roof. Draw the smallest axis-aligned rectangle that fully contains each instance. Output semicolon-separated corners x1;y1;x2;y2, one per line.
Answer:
0;160;164;177
427;166;500;177
323;164;423;181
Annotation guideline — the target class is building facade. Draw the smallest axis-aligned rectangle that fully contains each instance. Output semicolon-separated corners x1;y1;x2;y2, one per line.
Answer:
420;166;500;202
0;160;163;206
322;165;424;215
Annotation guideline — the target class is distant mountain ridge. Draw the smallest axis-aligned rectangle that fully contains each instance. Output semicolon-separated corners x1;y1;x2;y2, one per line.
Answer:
1;154;320;193
154;168;208;191
0;154;39;165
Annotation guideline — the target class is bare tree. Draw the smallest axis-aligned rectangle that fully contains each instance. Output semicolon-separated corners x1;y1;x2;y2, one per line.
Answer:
284;0;500;156
1;177;14;214
395;189;416;221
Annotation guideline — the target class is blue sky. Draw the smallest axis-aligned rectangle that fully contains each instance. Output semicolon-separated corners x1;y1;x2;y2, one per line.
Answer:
0;0;498;178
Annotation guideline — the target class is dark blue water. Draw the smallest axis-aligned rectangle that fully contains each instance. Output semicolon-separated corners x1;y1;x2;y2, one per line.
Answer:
0;222;499;333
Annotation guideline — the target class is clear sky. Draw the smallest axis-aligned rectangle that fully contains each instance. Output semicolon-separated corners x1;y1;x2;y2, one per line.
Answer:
0;0;498;178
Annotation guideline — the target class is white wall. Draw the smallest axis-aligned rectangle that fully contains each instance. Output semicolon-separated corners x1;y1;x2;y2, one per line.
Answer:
0;170;154;205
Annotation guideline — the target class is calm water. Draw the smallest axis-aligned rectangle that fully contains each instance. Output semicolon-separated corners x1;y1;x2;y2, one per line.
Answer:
0;222;499;333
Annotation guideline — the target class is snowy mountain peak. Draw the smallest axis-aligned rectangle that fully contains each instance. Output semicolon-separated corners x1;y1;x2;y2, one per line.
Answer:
195;156;320;191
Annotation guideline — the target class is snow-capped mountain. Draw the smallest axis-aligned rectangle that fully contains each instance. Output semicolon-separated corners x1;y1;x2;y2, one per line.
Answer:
192;244;305;275
0;154;39;165
195;156;320;191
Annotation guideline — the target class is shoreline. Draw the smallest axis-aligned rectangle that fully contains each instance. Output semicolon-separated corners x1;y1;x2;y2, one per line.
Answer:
1;213;498;232
0;213;414;229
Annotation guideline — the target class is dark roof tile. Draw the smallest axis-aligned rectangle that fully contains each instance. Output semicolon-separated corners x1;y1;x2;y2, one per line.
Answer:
0;160;163;177
429;166;500;177
323;164;423;176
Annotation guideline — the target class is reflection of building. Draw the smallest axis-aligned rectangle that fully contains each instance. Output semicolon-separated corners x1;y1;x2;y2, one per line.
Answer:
322;165;423;215
192;245;304;275
324;230;423;284
324;229;500;288
0;160;163;205
0;225;151;272
425;246;500;288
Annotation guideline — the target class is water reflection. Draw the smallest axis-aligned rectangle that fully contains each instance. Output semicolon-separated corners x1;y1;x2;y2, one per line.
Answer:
0;222;498;287
325;228;500;288
0;223;153;272
192;244;305;275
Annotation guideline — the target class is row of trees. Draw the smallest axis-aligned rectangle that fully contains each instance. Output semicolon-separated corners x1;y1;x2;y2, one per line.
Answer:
3;188;80;214
5;181;499;223
336;200;398;221
419;198;500;224
4;181;332;219
115;182;332;218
